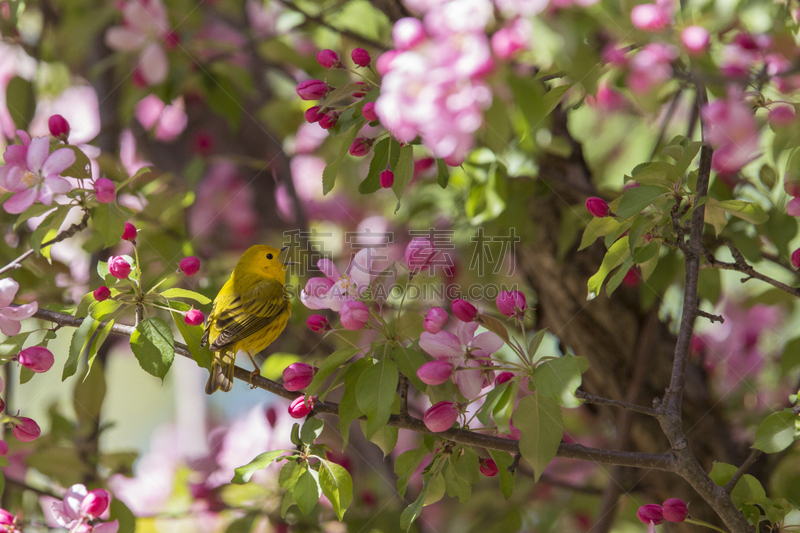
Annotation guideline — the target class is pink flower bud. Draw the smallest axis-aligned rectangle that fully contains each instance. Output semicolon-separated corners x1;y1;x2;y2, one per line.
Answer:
585;197;610;218
393;18;426;50
423;307;448;333
376;50;401;76
769;104;796;127
283;362;315;391
305;106;325;123
296;79;331;100
495;371;515;385
423;401;459;432
288;395;315;418
662;498;688;522
192;130;215;155
452;299;478;322
121;222;137;242
184;309;204;326
306;314;331;333
48;114;70;140
0;509;13;526
788;197;800;217
164;30;180;49
479;457;498;476
681;26;710;55
416;360;454;385
340;300;370;330
405;238;435;271
179;256;201;276
108;256;131;279
496;290;526;317
352;81;369;98
349;137;373;157
0;441;8;456
81;489;111;518
491;19;530;59
316;49;341;69
362;102;378;122
791;248;800;268
622;267;641;287
93;286;111;301
602;44;628;66
631;4;671;31
351;48;371;67
94;178;116;204
13;416;40;442
319;112;339;129
266;406;277;427
17;346;54;373
637;504;664;525
380;169;394;188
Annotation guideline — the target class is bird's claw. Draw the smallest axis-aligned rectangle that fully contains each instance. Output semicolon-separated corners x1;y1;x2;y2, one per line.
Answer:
248;370;260;388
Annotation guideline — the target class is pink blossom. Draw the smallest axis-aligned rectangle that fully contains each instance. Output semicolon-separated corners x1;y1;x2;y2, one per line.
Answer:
283;362;315;391
380;169;394;188
405;238;436;273
340;300;370;330
51;484;114;529
105;0;171;85
662;498;688;522
479;457;498;476
305;106;325;123
12;417;40;442
423;401;459;432
452;299;478;322
417;360;454;385
288;395;315;418
351;48;371;67
296;79;331;100
93;286;111;301
80;489;111;519
630;3;672;31
496;290;526;317
300;249;376;311
48;114;70;140
495;0;550;16
184;309;204;326
627;43;678;95
316;49;341;69
587;80;628;112
362;102;378;122
392;18;426;50
495;371;514;384
423;307;448;333
0;442;7;456
682;26;710;55
0;135;75;214
17;346;54;373
419;321;502;399
702;94;760;173
179;256;201;276
768;104;796;127
637;504;664;525
0;278;38;336
491;18;532;59
30;86;101;145
585;197;610;217
306;314;331;333
94;178;116;203
108;256;132;279
788;197;800;217
121;222;137;242
120;129;151;178
134;95;187;142
349;137;373;157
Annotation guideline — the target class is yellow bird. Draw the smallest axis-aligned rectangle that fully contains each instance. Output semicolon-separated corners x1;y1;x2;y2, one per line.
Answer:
201;245;292;394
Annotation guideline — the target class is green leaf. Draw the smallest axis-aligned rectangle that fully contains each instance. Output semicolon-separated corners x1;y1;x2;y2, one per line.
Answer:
391;144;415;206
306;348;359;397
615;186;665;219
359;137;390;194
528;329;548;362
587;236;630;298
170;305;212;370
579;217;623;251
628;217;654;254
493;379;519;434
355;358;399;440
753;411;797;453
293;467;321;515
338;358;369;448
780;337;800;374
232;450;287;484
87;319;115;373
444;459;472;502
532;355;586;408
541;84;573;117
205;74;242;129
322;124;362;195
488;450;516;499
515;392;563;482
319;459;353;521
19;366;34;384
709;462;768;508
31;205;69;256
14;204;54;231
64;316;98;380
61;145;92;181
364;423;398;456
395;447;429;498
160;288;211;305
279;460;303;490
477;382;510;427
321;82;363;107
91;203;127;248
89;299;123;321
437;159;450;188
129;317;175;380
300;418;324;446
6;76;34;130
390;345;428;392
713;200;769;225
74;360;106;426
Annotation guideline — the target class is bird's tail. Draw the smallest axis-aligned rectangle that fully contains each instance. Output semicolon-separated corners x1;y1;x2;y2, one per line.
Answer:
205;351;235;394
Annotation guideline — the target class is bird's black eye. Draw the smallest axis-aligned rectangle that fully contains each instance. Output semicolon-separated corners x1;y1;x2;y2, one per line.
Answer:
266;253;273;260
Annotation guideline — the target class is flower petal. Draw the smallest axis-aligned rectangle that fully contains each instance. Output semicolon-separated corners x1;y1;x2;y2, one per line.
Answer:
457;320;479;346
0;315;21;336
300;277;335;309
0;278;19;308
420;330;464;359
4;188;38;214
323;281;350;312
0;164;26;192
139;43;168;86
471;331;504;355
317;258;340;280
4;144;27;165
63;484;88;520
348;248;374;288
26;136;50;173
454;360;484;400
105;26;147;52
0;301;37;321
41;148;76;177
94;520;120;533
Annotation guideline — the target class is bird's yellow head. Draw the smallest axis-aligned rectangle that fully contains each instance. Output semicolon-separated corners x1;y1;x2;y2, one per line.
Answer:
235;245;290;282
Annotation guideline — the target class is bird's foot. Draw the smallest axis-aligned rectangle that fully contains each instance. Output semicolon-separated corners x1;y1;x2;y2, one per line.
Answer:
248;369;260;388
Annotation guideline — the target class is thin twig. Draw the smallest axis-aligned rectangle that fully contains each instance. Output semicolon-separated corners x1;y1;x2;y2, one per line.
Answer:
703;242;800;299
575;390;659;417
649;89;683;161
274;0;385;49
30;307;677;472
0;210;90;276
723;449;762;494
697;310;724;323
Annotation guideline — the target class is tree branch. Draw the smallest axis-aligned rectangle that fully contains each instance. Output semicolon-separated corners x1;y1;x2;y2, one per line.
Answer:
31;307;677;472
0;210;90;276
575;390;658;417
703;242;800;299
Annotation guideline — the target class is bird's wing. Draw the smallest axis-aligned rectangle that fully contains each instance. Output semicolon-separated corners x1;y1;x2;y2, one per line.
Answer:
201;277;236;348
208;279;288;352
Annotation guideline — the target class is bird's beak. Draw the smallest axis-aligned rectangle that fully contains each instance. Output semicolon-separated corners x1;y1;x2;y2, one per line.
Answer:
280;246;299;266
